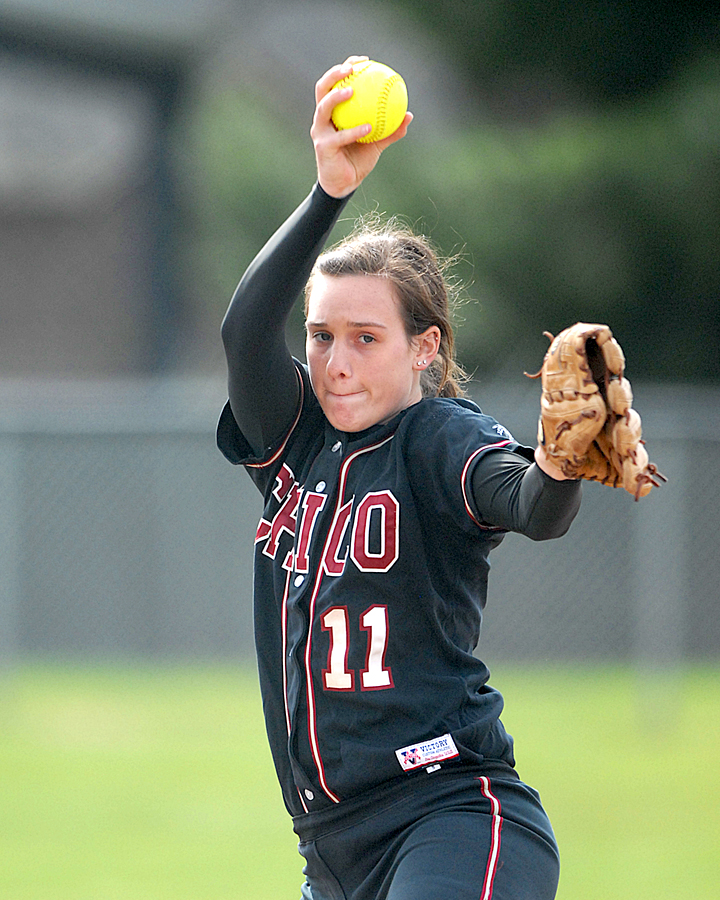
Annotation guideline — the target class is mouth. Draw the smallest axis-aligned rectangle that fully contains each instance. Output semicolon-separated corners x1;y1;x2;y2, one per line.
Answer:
327;389;364;399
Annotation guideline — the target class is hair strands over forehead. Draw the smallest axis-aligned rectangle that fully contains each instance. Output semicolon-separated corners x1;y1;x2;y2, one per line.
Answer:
305;213;469;398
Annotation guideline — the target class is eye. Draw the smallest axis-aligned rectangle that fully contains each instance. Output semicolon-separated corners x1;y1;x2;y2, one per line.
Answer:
311;331;332;343
359;334;376;344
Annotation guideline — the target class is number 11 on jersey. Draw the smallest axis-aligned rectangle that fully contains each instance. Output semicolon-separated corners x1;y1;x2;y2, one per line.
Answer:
322;605;394;691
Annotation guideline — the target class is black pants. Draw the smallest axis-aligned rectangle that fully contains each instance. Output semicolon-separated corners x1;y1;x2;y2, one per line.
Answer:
293;763;559;900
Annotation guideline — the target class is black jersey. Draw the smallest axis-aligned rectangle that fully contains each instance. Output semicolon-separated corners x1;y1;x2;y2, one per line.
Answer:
217;183;581;818
221;365;545;815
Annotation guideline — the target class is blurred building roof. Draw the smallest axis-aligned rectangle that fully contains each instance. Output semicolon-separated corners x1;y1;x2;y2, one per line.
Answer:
0;0;232;376
0;0;234;58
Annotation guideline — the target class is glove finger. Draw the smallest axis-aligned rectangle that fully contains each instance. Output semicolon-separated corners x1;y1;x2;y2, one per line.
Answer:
612;408;643;457
611;411;666;499
607;377;633;415
597;333;625;377
622;442;654;499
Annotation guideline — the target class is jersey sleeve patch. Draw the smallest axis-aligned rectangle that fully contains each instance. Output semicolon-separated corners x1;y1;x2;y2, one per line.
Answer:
491;422;514;442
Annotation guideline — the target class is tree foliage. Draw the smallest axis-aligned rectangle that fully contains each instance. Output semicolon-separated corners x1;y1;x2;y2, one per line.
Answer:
181;3;720;383
390;0;719;107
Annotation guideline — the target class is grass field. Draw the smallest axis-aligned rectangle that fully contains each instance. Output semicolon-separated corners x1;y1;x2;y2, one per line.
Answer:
0;662;718;899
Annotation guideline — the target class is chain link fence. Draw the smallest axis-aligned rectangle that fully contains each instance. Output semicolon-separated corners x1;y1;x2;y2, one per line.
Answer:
1;377;718;665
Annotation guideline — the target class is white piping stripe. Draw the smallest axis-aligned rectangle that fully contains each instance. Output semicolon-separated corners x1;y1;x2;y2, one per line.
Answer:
296;787;309;814
461;440;513;528
478;776;503;900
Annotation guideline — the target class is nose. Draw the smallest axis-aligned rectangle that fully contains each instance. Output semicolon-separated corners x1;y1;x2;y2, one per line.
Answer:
327;341;352;379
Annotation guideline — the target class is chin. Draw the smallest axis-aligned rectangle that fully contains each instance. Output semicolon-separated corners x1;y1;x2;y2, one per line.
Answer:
329;407;380;433
327;412;368;433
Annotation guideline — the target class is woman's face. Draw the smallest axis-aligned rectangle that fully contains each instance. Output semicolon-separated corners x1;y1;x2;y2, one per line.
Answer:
305;273;438;433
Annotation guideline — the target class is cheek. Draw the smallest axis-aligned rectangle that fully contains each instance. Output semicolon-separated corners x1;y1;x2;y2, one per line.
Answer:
305;341;323;383
305;332;318;359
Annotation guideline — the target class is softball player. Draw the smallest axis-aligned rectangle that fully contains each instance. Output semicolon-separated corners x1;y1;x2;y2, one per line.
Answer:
218;58;583;900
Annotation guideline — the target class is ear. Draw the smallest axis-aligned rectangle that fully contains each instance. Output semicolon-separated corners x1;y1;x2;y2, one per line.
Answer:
413;326;441;370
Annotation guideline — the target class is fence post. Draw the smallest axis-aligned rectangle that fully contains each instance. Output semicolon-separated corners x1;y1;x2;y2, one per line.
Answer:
0;435;21;668
631;437;687;731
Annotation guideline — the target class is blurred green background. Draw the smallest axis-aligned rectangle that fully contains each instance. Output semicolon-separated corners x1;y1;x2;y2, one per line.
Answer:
2;663;718;899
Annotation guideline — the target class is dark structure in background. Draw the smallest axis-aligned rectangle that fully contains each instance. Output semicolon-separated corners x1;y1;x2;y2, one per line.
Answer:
0;1;227;376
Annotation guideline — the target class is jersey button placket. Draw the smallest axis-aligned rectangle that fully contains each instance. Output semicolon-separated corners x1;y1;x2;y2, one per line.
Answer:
287;435;345;804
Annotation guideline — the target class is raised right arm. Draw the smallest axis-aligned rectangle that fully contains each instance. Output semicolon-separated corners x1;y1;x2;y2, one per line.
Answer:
220;184;350;457
220;57;413;458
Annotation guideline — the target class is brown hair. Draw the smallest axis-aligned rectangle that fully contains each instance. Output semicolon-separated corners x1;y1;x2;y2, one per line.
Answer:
305;217;468;398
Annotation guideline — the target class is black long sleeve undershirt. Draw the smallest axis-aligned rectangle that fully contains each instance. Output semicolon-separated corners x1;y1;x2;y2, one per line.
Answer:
221;182;351;457
220;183;581;540
472;450;581;540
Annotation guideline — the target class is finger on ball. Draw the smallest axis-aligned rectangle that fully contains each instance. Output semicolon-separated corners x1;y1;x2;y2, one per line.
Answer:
336;122;373;143
316;64;353;100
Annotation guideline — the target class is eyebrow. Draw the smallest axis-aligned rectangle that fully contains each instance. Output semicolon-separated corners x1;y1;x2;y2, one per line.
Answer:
306;320;388;329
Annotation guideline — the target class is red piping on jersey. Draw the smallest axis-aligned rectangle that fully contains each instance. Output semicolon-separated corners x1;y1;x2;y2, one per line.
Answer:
302;431;397;804
247;367;305;470
284;570;310;815
281;568;293;737
476;776;503;899
461;440;513;529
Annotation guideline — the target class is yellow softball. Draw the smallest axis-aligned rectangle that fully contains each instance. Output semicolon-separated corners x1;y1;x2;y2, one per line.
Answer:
331;60;408;143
